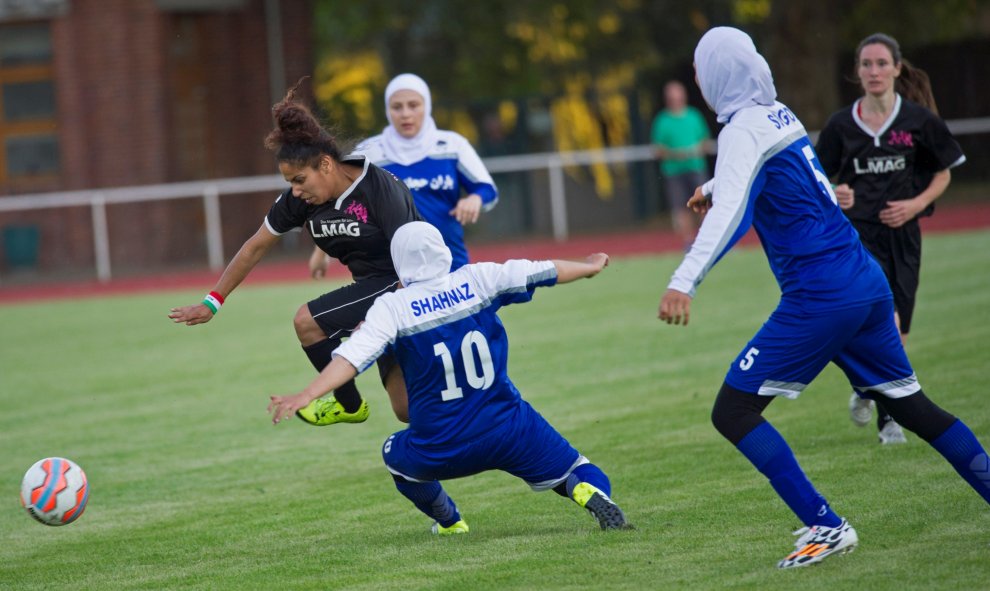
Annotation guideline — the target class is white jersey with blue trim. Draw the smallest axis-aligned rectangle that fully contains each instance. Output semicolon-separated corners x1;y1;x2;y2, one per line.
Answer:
668;101;890;312
333;258;557;447
355;131;498;269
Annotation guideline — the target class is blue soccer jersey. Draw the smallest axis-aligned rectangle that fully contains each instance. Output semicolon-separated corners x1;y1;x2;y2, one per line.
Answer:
333;258;556;447
355;131;498;270
668;101;891;312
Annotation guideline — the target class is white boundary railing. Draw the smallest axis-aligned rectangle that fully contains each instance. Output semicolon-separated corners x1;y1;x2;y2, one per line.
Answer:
1;116;988;282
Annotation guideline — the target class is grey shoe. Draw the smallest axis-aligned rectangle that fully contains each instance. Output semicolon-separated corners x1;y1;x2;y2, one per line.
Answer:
878;420;907;445
848;392;874;428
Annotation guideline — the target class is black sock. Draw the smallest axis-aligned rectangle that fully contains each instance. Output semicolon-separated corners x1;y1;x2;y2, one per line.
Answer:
332;380;362;414
875;399;894;430
302;340;363;413
302;339;336;371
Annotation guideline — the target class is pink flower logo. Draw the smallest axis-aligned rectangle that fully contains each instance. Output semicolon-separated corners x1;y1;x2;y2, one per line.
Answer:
345;202;369;223
888;130;914;147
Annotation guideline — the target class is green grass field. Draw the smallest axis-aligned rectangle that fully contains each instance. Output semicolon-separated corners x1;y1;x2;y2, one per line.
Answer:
2;230;988;590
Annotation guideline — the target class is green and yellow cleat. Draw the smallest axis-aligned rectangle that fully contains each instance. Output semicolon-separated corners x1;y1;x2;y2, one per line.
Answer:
571;482;633;530
295;397;370;426
431;519;470;536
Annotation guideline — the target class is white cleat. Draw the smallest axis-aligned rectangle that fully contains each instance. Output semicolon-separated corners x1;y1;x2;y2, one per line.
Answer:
878;420;907;445
848;392;875;428
778;518;858;569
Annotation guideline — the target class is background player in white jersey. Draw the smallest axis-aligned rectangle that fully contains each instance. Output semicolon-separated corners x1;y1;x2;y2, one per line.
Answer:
270;222;630;534
657;27;990;569
310;73;498;278
816;33;965;444
170;80;419;426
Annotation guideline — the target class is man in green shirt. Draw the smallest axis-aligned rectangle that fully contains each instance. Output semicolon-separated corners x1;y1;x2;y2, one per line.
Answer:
651;80;713;247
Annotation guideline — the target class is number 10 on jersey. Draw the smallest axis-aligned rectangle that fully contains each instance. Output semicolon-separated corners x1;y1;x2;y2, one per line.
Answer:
433;330;495;401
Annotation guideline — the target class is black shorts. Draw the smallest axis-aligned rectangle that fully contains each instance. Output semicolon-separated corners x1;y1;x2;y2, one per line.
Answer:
663;170;708;212
308;275;400;383
852;219;922;334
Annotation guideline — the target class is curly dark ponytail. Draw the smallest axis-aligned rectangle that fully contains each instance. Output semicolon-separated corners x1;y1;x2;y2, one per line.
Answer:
264;77;341;167
854;33;938;114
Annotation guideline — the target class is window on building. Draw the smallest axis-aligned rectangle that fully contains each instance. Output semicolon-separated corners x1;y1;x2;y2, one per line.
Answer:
0;22;59;183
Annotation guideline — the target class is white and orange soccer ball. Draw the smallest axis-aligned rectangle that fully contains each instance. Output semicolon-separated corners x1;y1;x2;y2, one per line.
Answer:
20;457;89;526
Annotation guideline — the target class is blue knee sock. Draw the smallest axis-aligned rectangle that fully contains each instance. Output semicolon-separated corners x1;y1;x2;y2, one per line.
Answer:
737;422;841;527
930;419;990;504
393;479;461;527
564;463;612;498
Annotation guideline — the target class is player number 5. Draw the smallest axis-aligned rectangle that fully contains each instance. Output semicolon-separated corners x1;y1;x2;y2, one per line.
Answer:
739;347;760;371
433;330;496;401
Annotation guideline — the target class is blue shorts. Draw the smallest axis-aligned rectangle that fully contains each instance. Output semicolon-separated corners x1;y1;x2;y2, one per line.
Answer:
725;298;919;400
382;400;587;491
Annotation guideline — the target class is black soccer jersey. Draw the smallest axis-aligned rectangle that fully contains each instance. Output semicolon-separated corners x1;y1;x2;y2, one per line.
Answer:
816;95;965;224
265;156;421;281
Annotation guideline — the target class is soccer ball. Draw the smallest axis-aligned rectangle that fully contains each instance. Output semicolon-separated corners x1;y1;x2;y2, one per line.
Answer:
20;457;89;526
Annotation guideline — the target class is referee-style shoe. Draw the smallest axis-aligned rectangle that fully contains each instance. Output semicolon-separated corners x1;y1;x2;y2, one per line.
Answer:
295;397;369;426
777;518;858;569
571;482;633;530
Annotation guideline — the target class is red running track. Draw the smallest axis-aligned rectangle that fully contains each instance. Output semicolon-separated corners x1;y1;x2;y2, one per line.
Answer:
1;202;988;305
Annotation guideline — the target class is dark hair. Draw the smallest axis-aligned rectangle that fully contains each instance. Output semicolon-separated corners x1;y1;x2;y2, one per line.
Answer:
854;33;939;114
264;77;342;167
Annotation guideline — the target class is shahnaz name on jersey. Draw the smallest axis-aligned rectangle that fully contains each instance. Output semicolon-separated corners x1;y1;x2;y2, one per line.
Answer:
410;282;476;317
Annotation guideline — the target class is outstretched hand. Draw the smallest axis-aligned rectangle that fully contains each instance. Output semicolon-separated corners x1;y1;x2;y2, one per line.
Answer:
267;392;311;425
168;303;214;326
658;288;693;326
585;253;609;277
687;186;712;215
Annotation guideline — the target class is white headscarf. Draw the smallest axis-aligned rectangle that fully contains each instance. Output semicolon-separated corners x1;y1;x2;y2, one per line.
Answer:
694;27;776;124
391;222;452;286
381;73;440;165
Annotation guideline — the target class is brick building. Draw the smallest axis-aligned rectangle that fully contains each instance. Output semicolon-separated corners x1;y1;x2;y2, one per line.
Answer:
0;0;312;274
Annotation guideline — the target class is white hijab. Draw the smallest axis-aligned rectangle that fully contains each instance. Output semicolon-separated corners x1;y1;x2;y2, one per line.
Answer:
391;222;452;287
694;27;776;123
381;73;440;166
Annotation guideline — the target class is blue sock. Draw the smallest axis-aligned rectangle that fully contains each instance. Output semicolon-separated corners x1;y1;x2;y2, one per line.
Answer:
930;419;990;504
564;463;612;498
737;422;841;527
393;479;461;527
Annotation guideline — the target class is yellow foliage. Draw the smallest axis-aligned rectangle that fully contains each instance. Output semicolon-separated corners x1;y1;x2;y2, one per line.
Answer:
313;51;387;131
732;0;771;24
434;108;480;145
549;67;636;199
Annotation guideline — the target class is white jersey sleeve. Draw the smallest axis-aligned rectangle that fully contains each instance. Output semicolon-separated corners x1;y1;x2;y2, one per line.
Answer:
332;298;398;373
469;259;557;306
667;124;760;296
350;134;389;166
448;132;498;211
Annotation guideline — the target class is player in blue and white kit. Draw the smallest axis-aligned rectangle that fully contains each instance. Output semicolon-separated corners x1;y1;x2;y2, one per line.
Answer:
657;27;990;569
310;73;497;278
271;222;630;534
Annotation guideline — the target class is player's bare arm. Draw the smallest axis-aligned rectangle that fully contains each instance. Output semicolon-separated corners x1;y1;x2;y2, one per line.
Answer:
268;354;359;424
552;253;609;284
308;245;332;279
168;224;279;325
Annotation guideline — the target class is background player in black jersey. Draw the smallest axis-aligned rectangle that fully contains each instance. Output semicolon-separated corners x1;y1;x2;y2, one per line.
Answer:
169;80;420;426
816;33;966;444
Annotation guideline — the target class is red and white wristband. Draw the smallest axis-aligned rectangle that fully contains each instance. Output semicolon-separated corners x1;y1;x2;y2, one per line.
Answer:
202;291;225;314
